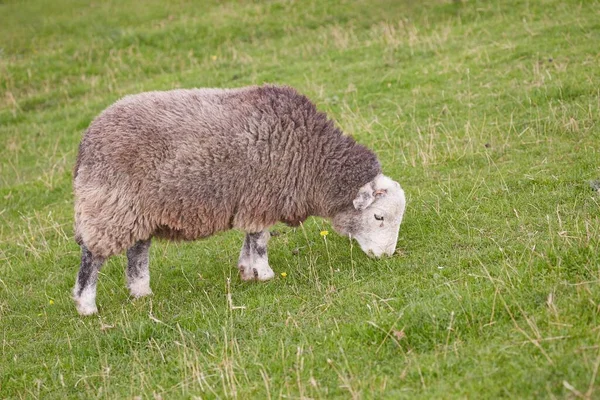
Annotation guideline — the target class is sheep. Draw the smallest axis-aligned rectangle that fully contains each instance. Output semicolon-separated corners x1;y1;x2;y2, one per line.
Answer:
73;85;406;315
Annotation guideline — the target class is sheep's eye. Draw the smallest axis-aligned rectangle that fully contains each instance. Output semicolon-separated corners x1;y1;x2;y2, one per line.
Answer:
374;214;384;221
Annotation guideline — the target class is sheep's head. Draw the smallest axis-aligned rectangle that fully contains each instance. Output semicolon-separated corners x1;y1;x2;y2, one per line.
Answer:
332;174;406;258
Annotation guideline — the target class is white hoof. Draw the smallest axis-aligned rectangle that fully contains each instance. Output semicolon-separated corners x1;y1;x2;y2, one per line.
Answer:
239;264;255;281
73;295;98;316
255;266;275;281
128;277;152;298
73;285;98;316
76;301;98;316
239;263;275;281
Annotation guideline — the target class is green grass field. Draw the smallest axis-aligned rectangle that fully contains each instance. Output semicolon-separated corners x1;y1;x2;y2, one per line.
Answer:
1;0;599;398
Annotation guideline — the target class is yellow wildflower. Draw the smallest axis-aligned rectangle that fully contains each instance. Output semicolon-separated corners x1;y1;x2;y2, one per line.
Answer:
320;230;329;237
281;272;287;277
211;55;217;61
49;299;54;305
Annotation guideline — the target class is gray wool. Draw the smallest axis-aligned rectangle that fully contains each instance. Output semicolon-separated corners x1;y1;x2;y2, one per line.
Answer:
74;85;381;257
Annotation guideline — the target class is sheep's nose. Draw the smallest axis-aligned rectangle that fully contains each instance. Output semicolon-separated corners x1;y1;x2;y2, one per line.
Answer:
363;246;394;258
381;247;396;258
368;249;391;258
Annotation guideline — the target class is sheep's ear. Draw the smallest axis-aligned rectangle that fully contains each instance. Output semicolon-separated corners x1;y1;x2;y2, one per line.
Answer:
353;182;375;211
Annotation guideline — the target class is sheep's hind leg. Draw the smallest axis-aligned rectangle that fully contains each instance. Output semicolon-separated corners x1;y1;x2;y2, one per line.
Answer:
126;239;153;298
73;245;105;315
238;231;275;281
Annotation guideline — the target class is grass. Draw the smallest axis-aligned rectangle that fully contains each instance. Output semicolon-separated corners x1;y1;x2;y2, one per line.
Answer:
1;0;599;398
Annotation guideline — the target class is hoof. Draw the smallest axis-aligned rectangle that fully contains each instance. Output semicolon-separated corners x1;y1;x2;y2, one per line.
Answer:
239;264;275;281
130;286;153;299
73;285;98;316
74;298;98;316
255;267;275;281
128;277;152;298
239;264;254;281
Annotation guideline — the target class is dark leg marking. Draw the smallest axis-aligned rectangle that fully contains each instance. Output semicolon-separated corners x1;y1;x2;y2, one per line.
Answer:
126;240;151;282
247;232;267;257
73;245;106;315
126;239;152;297
76;245;105;297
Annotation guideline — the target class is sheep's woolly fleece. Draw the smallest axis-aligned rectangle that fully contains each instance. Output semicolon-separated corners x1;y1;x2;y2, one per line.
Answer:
74;85;381;258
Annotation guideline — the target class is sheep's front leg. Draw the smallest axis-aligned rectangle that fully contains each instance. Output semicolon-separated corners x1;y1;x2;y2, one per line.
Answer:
238;231;275;281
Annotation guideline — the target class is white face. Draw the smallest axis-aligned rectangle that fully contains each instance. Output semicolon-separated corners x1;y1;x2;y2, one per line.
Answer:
332;174;406;257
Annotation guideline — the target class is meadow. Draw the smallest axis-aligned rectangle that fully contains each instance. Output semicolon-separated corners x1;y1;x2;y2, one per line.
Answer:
1;0;599;398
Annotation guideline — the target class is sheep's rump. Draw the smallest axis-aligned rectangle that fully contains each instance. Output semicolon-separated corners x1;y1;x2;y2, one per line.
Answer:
74;85;380;257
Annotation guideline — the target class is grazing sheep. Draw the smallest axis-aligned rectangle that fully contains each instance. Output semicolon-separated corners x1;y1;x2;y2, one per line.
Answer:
73;85;406;315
